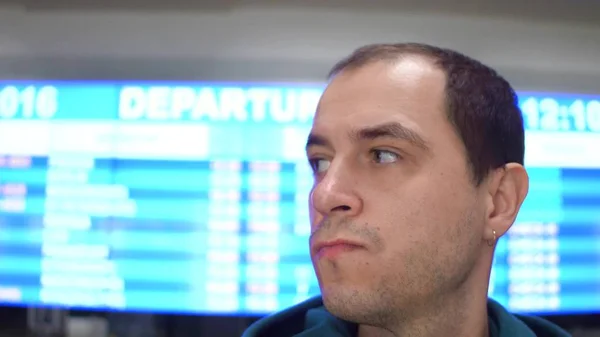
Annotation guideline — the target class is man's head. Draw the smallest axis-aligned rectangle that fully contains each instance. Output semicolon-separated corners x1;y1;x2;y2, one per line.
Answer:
306;43;529;329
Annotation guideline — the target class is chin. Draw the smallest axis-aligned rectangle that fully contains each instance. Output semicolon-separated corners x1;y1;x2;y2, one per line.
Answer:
319;282;396;327
320;284;369;320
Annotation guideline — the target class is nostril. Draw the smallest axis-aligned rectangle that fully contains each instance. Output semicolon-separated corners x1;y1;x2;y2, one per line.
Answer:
332;205;351;212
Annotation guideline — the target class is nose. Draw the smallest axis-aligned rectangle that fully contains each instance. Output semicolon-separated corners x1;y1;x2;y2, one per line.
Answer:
310;163;363;217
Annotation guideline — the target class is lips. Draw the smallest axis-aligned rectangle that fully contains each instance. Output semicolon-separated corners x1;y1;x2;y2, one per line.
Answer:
312;239;364;259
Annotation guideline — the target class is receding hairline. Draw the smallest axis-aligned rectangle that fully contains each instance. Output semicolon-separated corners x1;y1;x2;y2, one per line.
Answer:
325;43;525;186
327;44;447;80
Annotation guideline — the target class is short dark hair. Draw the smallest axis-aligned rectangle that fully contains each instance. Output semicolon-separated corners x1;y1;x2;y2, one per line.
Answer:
328;43;525;185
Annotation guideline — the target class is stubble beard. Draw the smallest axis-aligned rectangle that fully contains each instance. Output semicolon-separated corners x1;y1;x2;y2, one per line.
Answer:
319;209;482;335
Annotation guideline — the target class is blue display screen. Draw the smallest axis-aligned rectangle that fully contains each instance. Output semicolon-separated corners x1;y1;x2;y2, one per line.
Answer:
0;81;598;316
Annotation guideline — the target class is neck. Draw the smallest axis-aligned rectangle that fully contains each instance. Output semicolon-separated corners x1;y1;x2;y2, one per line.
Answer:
357;254;493;337
357;294;488;337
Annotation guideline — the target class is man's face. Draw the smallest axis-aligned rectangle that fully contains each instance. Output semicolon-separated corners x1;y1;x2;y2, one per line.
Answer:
306;58;490;323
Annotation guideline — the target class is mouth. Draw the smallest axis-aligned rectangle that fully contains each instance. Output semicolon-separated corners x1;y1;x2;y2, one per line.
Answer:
313;239;364;259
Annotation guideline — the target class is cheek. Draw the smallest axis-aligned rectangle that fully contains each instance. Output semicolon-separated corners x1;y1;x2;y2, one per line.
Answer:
309;206;321;232
308;188;320;231
387;178;472;244
380;189;474;276
387;198;433;244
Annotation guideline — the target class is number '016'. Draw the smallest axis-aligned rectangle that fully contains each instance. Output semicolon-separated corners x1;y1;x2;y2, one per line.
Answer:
0;86;58;119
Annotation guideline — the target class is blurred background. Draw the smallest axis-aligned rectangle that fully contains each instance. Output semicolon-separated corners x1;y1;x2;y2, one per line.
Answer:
0;0;599;336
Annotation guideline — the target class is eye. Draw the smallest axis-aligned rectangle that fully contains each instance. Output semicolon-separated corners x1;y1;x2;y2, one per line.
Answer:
308;158;331;174
371;149;400;164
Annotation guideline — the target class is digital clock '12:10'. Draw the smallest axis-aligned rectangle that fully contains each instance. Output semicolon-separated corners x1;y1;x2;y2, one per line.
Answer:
519;96;600;132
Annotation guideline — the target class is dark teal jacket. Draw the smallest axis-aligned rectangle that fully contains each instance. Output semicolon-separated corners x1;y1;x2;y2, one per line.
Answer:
241;296;571;337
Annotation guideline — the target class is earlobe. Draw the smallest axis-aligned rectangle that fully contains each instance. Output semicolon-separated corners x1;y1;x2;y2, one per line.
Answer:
486;163;529;242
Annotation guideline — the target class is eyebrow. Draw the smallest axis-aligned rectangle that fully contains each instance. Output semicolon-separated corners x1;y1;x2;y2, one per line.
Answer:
305;122;430;152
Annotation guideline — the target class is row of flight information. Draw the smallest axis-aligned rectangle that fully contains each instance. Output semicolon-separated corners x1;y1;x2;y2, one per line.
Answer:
0;81;599;316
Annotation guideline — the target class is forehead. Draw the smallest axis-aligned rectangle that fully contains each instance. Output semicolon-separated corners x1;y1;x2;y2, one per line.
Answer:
313;58;451;141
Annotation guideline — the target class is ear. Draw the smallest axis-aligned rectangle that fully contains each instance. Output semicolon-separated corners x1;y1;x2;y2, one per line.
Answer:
484;163;529;243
